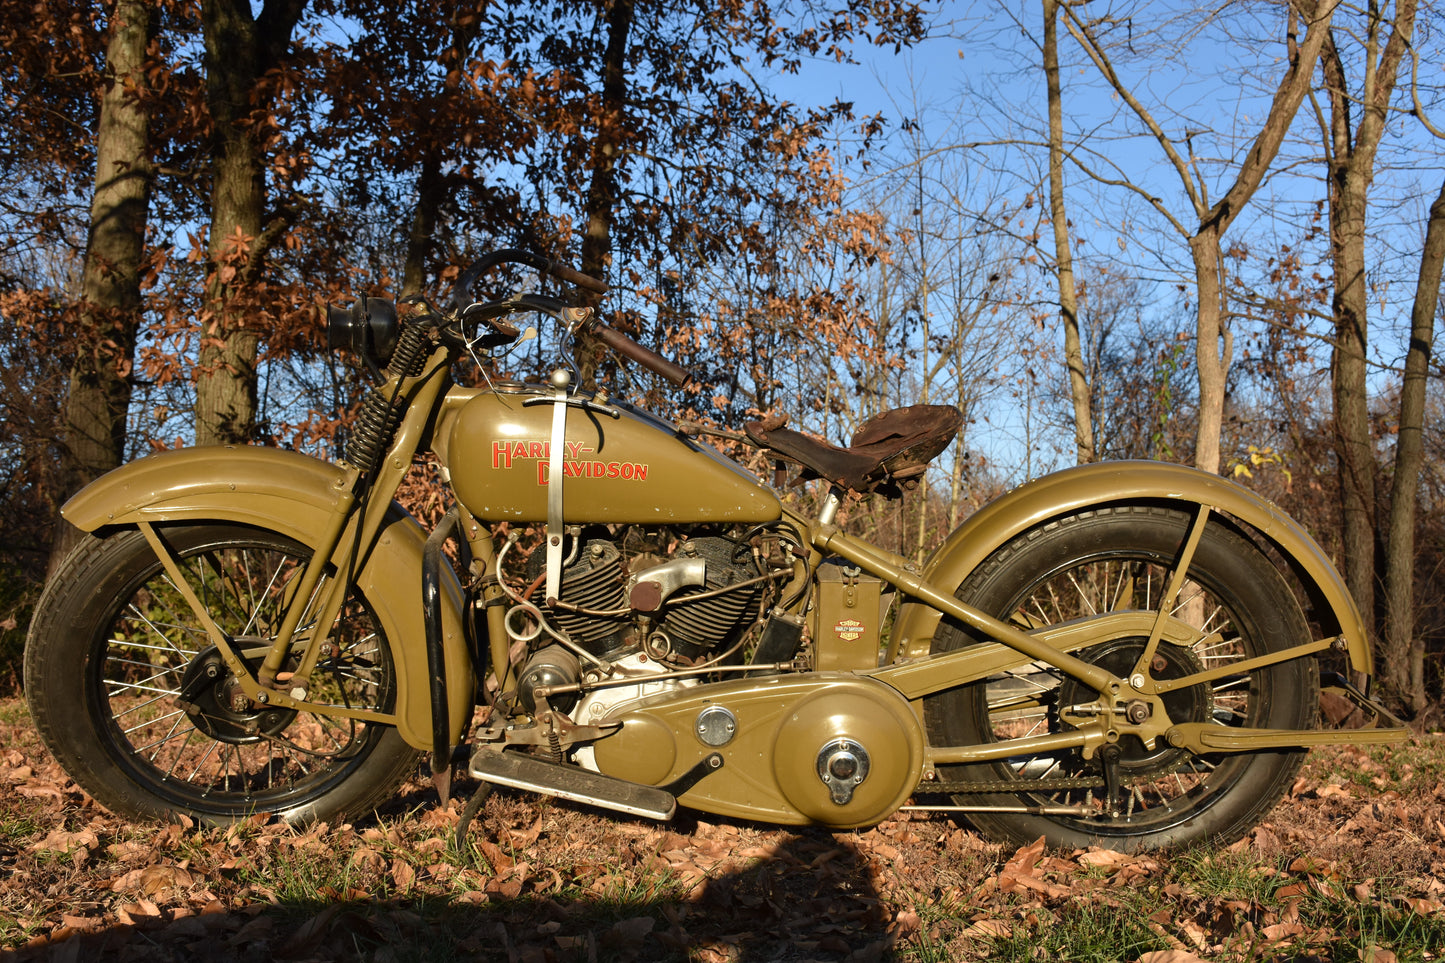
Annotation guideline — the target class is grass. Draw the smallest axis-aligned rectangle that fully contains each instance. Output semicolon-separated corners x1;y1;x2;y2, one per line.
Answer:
984;899;1169;962
1171;848;1292;903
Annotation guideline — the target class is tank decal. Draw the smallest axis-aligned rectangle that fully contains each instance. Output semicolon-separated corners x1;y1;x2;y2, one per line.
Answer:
541;459;649;483
491;439;650;484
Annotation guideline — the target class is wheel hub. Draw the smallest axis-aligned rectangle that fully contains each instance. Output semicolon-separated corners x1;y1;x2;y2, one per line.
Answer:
178;643;297;744
1059;637;1212;777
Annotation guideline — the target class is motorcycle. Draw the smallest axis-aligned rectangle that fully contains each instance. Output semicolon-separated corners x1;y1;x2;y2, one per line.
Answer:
24;249;1409;852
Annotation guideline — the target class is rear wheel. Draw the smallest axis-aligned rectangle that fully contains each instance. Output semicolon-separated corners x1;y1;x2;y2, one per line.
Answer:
24;524;420;824
925;505;1317;851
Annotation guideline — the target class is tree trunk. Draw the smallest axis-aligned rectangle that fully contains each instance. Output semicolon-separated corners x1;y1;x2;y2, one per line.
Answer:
1381;174;1445;714
55;0;156;565
1329;181;1377;629
573;0;634;387
1043;0;1093;465
580;0;633;287
1316;5;1415;676
403;153;443;300
63;0;154;495
194;0;306;446
1189;227;1231;475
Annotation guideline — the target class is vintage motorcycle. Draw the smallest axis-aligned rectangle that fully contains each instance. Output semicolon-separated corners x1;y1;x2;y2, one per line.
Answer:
24;249;1409;852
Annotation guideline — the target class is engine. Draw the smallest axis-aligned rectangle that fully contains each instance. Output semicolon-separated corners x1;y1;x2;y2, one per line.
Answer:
508;527;785;717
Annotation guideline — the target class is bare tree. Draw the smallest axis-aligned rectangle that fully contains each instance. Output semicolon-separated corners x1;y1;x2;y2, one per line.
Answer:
1377;177;1445;712
1061;0;1338;473
1372;18;1445;711
1314;0;1416;657
1043;0;1093;464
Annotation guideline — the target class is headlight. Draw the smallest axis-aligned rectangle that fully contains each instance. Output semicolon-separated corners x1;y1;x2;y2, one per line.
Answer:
327;297;399;369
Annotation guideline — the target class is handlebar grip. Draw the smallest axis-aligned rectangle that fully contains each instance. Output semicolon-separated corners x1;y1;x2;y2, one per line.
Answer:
547;261;608;294
588;322;692;388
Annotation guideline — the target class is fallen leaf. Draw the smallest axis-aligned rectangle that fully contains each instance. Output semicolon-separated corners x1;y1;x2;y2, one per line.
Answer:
1261;921;1305;942
604;916;655;948
1003;836;1046;874
1078;848;1133;869
112;864;197;896
961;918;1011;939
32;829;99;853
390;858;416;892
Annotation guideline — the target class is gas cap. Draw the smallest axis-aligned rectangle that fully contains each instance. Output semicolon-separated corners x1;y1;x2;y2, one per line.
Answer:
815;738;870;805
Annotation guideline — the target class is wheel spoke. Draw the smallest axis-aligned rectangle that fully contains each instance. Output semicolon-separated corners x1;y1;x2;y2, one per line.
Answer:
1067;570;1099;615
110;692;178;721
106;678;184;698
137;718;197;761
122;604;198;661
119;708;189;736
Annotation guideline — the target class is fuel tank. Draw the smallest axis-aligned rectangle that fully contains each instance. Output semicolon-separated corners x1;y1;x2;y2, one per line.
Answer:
437;385;782;524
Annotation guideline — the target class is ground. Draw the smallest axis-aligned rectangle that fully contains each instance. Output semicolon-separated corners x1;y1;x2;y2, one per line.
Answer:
1;697;1443;962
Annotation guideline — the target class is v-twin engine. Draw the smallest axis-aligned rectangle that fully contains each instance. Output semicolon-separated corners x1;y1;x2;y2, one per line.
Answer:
546;534;764;661
513;530;770;716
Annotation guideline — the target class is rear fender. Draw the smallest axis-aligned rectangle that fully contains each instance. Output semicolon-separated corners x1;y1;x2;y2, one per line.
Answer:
63;446;471;750
893;461;1371;673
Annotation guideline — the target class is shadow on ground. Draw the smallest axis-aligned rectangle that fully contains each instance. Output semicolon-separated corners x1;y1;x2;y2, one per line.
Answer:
4;796;901;963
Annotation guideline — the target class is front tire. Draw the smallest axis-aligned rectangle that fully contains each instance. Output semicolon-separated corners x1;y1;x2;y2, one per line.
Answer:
925;505;1317;851
24;524;421;824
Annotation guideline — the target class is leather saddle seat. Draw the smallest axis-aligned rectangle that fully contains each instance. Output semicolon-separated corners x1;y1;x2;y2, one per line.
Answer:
743;404;962;496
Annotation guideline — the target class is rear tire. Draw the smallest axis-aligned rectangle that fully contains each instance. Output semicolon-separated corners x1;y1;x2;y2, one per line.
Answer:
24;524;421;824
925;505;1317;851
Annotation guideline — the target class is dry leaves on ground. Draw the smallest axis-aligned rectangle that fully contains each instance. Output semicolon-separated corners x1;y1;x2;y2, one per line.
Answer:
1;702;1443;962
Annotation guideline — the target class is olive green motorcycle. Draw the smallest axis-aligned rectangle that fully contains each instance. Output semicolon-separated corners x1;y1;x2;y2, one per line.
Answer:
24;250;1408;851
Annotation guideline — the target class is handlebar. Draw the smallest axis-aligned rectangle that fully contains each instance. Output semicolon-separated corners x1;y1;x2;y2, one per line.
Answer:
452;250;692;388
449;248;607;312
578;313;693;388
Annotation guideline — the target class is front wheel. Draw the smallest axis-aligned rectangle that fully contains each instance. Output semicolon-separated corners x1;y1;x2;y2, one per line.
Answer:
925;505;1318;851
24;524;421;824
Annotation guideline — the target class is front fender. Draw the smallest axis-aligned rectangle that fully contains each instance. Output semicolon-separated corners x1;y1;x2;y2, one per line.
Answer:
892;460;1371;673
63;445;471;750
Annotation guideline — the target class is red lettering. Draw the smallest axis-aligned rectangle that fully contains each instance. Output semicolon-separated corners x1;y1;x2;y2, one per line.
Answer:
492;441;512;469
535;458;651;484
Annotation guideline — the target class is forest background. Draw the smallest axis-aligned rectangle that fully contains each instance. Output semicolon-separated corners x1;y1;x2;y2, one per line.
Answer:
2;0;1445;719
